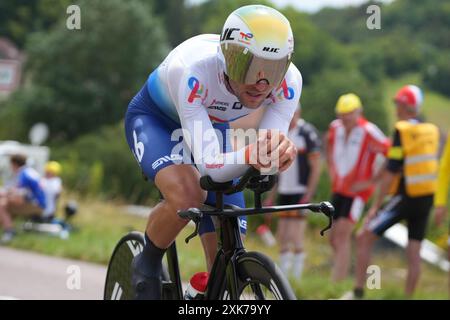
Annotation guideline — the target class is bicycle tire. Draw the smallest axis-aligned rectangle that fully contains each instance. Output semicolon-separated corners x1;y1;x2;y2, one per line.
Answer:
104;231;145;300
104;231;171;300
221;251;296;300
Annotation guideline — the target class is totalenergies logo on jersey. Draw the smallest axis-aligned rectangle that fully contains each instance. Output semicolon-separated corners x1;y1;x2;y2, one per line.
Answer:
277;79;294;100
187;76;207;104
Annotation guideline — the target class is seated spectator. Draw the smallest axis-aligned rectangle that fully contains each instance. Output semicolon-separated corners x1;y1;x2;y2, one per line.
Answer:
0;154;46;243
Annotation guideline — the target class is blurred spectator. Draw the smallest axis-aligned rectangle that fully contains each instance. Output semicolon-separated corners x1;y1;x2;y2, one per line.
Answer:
326;93;390;282
41;161;63;221
352;85;439;298
264;107;322;280
0;154;46;243
434;132;450;295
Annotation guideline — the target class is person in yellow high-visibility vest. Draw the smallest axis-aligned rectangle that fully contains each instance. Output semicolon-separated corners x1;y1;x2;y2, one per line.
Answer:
348;85;439;299
434;132;450;295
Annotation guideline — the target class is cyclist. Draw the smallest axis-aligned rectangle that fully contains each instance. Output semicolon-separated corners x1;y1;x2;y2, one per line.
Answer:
125;5;301;299
0;154;46;243
434;132;450;295
352;85;439;298
263;106;322;279
326;93;390;282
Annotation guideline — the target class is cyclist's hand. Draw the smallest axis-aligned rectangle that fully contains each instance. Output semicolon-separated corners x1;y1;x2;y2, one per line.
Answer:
246;130;278;171
246;130;296;173
267;131;296;172
434;206;447;227
263;198;274;207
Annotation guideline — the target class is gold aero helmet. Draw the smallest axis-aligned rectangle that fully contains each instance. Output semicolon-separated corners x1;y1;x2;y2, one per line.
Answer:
219;5;294;87
45;161;62;176
335;93;363;114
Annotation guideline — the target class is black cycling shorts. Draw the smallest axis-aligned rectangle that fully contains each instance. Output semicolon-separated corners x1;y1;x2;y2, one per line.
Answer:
331;193;365;223
367;194;433;241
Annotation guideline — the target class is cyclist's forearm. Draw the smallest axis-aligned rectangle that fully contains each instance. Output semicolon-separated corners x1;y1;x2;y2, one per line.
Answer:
198;148;250;182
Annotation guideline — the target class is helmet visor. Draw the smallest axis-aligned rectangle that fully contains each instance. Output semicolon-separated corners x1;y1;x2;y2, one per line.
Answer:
221;43;291;86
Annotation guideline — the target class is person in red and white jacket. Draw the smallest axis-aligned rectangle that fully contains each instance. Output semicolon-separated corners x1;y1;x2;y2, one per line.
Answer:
325;93;390;282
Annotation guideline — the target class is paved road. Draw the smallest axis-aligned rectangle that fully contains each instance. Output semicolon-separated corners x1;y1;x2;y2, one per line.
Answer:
0;246;106;300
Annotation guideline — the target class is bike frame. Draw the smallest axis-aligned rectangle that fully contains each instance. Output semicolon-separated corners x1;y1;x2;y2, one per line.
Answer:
163;190;246;299
163;178;333;300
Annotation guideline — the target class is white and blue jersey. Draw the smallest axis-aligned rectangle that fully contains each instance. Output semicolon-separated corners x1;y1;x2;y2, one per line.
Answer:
16;167;46;209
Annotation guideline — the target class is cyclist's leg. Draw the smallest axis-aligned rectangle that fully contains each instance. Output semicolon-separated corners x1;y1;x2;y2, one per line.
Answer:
125;89;206;299
354;195;405;295
152;166;206;247
404;195;432;297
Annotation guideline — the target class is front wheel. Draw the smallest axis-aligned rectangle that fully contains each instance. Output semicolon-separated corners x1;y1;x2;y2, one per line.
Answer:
222;252;296;300
104;231;145;300
103;231;170;300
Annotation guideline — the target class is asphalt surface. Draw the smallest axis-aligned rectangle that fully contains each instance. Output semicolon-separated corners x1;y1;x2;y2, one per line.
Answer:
0;246;106;300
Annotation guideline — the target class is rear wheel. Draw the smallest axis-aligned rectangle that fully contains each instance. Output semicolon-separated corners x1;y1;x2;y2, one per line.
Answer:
221;252;296;300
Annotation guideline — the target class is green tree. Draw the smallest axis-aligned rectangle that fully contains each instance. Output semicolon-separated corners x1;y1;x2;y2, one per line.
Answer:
282;9;354;85
0;0;72;48
423;51;450;97
17;0;168;141
53;123;159;203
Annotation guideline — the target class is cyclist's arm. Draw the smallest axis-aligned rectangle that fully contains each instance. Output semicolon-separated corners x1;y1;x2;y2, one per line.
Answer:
176;72;249;182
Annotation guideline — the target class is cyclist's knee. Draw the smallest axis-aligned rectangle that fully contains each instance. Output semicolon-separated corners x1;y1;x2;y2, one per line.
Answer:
165;181;207;211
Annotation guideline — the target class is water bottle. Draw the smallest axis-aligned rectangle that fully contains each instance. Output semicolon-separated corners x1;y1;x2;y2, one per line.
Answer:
256;224;276;247
184;272;209;300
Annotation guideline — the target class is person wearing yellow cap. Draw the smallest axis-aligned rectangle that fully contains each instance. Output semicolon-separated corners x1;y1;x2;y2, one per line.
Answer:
434;132;450;296
326;93;390;282
41;161;63;221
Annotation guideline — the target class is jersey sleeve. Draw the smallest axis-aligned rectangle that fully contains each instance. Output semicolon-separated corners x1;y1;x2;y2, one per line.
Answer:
435;133;450;207
175;66;249;182
386;129;404;173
